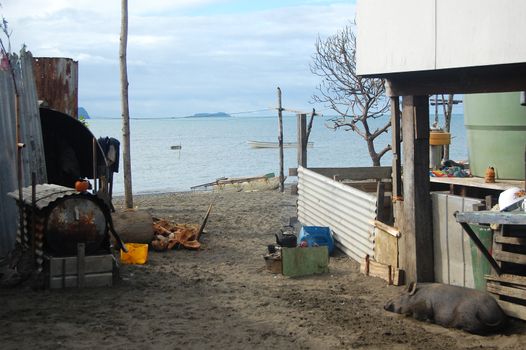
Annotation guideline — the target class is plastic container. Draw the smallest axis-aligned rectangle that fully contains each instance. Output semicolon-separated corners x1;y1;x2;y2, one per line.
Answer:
120;243;149;265
464;92;526;179
298;226;335;255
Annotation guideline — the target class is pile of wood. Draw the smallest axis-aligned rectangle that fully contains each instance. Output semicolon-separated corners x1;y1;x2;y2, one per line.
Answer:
152;219;201;251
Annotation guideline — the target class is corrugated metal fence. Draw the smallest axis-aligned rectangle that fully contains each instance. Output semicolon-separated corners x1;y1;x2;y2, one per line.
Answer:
297;166;378;262
0;48;47;257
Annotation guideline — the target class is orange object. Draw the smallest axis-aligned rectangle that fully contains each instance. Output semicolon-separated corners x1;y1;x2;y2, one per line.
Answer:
484;167;495;183
75;180;90;192
120;243;148;264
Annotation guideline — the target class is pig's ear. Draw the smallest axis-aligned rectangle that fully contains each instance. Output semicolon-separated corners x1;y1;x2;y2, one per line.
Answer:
408;282;418;295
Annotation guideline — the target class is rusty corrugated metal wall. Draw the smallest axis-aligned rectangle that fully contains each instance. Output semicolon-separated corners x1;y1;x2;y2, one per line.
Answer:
0;48;47;257
33;57;78;118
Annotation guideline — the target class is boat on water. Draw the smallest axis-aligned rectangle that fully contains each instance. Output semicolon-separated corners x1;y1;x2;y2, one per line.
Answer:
191;173;283;192
247;140;314;149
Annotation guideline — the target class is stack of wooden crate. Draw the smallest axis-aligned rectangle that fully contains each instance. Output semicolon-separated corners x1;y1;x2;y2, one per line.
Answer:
485;224;526;320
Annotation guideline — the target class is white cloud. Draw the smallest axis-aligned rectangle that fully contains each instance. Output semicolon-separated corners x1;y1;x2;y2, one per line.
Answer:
2;1;355;117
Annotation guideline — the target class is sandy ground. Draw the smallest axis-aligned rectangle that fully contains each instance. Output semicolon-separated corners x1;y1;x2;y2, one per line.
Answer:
1;189;525;349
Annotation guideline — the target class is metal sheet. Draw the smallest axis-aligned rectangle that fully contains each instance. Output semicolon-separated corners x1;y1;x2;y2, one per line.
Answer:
0;49;47;257
8;184;77;209
297;167;378;262
33;57;78;118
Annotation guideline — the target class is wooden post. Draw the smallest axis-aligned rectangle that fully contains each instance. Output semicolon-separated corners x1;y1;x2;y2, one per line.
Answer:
120;0;133;208
297;113;307;168
77;243;85;288
401;95;434;283
390;97;402;200
277;87;284;192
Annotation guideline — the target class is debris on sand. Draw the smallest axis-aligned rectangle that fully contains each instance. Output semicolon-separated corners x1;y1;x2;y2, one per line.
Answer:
152;219;201;251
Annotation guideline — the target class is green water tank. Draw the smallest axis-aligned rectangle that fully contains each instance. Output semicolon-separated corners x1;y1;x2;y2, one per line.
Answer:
464;92;526;180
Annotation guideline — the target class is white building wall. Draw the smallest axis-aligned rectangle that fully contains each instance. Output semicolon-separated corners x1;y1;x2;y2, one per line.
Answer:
357;0;526;75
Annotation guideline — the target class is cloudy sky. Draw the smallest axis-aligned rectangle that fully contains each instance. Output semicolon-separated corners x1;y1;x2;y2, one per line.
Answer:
2;0;355;117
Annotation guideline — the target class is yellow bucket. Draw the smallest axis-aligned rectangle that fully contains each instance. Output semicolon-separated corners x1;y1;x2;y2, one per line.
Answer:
120;243;149;265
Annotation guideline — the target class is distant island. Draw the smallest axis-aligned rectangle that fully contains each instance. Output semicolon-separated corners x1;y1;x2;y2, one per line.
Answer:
78;107;90;119
186;112;231;118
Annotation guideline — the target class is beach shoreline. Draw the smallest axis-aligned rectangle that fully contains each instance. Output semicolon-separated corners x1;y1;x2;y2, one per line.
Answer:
1;189;525;349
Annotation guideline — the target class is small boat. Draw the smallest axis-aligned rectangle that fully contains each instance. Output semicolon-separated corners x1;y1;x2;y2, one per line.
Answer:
191;173;282;192
247;140;313;149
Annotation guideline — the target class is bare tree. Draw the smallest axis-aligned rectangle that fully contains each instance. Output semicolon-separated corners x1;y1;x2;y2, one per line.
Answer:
311;25;390;166
120;0;133;208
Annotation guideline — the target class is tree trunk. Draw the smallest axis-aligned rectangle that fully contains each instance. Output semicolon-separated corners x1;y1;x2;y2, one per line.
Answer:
366;139;381;166
443;94;454;160
111;210;153;244
120;0;133;208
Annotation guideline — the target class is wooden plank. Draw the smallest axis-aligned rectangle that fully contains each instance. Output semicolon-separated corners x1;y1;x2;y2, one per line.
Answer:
49;255;113;277
430;176;525;191
401;95;434;283
368;260;392;284
373;220;401;238
494;250;526;265
485;274;526;287
495;235;526;245
497;300;526;321
455;211;526;225
375;228;398;268
49;272;113;289
431;192;450;285
343;181;380;193
392;269;404;286
309;167;392;181
487;281;526;300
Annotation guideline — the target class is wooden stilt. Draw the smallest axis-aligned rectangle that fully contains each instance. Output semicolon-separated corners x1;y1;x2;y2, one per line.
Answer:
401;95;434;283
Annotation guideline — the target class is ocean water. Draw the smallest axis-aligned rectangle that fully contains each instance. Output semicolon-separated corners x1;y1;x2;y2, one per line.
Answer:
87;114;468;195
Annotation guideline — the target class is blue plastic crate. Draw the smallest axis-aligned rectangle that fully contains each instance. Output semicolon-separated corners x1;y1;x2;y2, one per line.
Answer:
298;226;334;255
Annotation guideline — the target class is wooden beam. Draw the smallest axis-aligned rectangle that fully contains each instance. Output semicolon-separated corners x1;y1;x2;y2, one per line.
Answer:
494;235;526;246
373;220;401;238
401;95;434;283
485;274;526;287
494;250;526;265
297;113;307;168
383;63;526;97
390;97;402;199
486;281;526;300
497;300;526;321
308;166;392;181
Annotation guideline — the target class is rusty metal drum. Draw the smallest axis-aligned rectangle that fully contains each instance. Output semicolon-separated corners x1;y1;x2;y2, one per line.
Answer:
45;195;109;256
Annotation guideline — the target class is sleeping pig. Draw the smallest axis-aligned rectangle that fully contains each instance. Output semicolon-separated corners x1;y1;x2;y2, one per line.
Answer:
384;282;507;334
